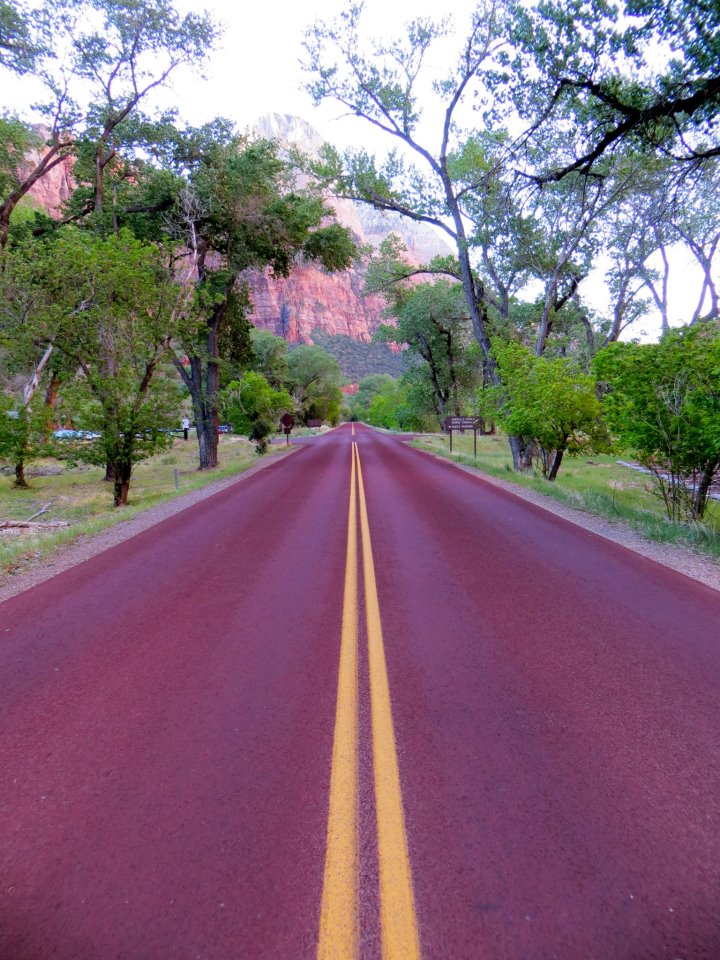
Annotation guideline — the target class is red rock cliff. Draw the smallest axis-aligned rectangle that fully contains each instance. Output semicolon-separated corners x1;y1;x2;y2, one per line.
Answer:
24;128;75;215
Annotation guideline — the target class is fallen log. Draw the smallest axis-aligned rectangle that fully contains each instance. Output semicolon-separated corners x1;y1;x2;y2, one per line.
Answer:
0;519;69;530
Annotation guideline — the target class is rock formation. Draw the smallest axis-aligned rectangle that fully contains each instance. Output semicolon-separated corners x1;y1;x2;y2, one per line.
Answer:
247;114;452;347
24;127;75;215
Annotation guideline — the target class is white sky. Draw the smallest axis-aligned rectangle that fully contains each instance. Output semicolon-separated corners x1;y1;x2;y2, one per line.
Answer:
0;0;708;339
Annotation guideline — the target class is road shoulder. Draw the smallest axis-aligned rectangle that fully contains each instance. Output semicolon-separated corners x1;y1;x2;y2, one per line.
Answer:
0;447;297;605
409;442;720;594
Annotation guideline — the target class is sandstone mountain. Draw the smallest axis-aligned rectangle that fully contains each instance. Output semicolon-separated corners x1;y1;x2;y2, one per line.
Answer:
22;129;75;215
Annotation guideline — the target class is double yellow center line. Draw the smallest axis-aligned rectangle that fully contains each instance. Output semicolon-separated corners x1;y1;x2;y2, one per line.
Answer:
318;441;421;960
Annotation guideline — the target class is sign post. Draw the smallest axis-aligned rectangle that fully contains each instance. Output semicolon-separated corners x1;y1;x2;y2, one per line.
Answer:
279;412;294;445
443;416;484;458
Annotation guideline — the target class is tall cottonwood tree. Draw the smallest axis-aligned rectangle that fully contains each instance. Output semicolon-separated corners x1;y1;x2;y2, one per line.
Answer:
366;244;475;420
305;0;540;466
164;135;355;469
506;0;720;183
0;0;47;74
18;228;183;506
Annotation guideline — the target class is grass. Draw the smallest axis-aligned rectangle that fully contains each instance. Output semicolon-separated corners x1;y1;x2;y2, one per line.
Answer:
411;432;720;559
0;435;285;578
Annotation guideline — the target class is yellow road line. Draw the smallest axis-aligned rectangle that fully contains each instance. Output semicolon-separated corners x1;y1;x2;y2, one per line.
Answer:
355;443;421;960
317;443;359;960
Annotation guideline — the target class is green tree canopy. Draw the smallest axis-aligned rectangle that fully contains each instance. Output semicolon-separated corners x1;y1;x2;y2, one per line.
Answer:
220;371;292;453
7;228;184;505
287;344;343;425
486;340;608;480
594;323;720;519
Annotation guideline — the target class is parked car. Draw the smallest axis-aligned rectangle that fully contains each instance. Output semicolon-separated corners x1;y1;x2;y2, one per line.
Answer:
52;429;100;440
218;424;232;434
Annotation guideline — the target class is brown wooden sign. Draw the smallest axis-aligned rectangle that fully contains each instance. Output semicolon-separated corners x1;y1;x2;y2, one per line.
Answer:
443;416;483;431
443;416;484;455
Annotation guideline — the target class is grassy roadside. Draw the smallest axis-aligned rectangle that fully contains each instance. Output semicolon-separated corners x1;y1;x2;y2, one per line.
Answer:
411;432;720;559
0;435;287;577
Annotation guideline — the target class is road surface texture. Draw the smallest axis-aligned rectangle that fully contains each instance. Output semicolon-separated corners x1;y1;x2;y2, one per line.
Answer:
1;424;719;959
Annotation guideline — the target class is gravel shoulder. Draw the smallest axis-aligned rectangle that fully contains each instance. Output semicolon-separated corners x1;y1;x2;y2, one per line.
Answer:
0;447;296;605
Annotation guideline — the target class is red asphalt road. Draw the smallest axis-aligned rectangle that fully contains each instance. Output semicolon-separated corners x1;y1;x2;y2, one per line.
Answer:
1;423;719;959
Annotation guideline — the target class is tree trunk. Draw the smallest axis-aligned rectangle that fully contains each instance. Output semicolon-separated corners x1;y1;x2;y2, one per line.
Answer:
196;416;219;469
43;371;61;436
194;397;219;470
113;470;131;507
508;435;534;471
547;447;565;482
104;462;116;482
14;460;28;488
693;463;717;519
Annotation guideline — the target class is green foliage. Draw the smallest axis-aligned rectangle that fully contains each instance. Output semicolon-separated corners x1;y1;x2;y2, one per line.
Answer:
0;392;51;485
0;117;39;200
486;340;609;480
373;273;479;421
505;0;720;179
160;133;355;468
349;374;396;421
0;0;47;74
355;372;435;432
249;329;289;388
6;228;185;505
220;371;292;453
594;323;720;519
287;345;343;425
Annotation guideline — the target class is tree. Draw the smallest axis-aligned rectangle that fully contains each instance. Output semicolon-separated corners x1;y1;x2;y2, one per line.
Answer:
0;233;61;482
486;340;608;480
0;0;219;247
0;391;51;487
0;0;47;74
20;229;183;506
64;0;218;226
286;344;343;425
349;373;396;421
165;135;355;468
594;324;720;521
304;1;619;468
369;261;475;422
507;0;720;184
671;160;720;324
305;2;505;380
220;371;292;453
248;328;289;389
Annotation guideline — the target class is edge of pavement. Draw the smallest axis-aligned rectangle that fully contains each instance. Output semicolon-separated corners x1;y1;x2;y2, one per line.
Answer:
0;445;299;605
401;435;720;595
